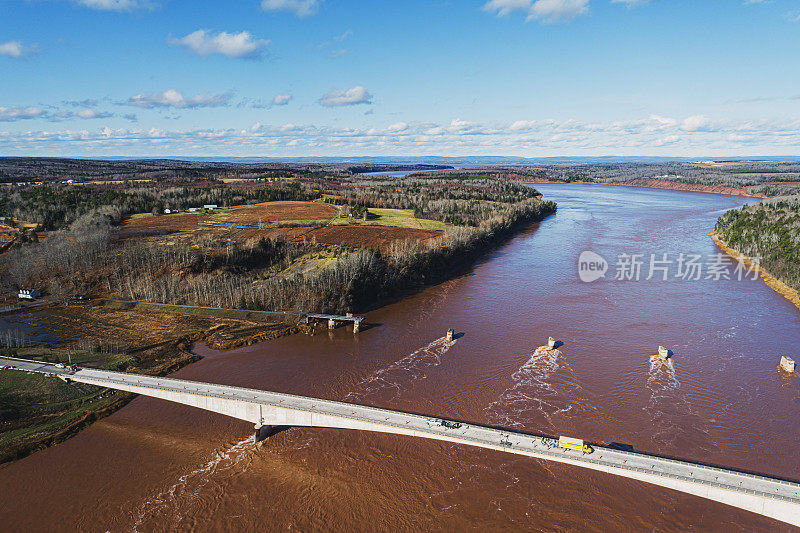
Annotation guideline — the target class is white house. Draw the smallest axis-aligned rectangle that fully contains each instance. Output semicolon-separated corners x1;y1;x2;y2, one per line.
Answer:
18;288;41;299
204;204;218;210
163;208;172;214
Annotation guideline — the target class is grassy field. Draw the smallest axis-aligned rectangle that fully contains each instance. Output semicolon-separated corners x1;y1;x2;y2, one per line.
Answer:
0;346;129;463
331;208;448;231
5;345;137;370
130;207;235;220
0;303;306;463
103;299;300;320
123;201;447;253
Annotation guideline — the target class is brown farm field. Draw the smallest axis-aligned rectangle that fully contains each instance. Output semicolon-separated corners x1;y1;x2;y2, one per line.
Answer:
118;200;444;251
215;201;337;224
305;225;443;249
119;212;210;239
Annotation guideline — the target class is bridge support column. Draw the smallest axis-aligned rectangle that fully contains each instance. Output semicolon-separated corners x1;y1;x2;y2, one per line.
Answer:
255;424;274;443
353;320;361;334
328;318;336;329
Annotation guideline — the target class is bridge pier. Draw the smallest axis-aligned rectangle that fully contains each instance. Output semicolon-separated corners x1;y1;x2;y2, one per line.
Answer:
255;423;275;442
328;318;336;329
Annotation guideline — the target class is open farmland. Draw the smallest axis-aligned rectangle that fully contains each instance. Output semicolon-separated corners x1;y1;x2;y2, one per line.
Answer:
119;212;210;239
214;201;338;224
117;200;445;251
305;225;443;250
331;208;448;231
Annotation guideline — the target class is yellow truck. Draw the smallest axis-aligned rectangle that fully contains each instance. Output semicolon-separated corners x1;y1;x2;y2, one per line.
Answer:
559;436;593;454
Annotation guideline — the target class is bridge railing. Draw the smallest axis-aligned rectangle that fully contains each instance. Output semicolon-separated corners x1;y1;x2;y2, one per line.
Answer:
67;366;800;504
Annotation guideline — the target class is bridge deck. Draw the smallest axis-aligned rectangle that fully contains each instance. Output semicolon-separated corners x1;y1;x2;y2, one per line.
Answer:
3;356;799;526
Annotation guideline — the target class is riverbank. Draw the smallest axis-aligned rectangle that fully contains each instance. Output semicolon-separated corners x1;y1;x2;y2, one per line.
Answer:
709;231;800;312
1;182;794;532
515;177;764;198
0;191;554;464
349;199;556;314
0;304;307;464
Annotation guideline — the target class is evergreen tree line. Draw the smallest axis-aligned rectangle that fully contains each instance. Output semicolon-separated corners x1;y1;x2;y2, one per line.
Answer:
716;196;800;290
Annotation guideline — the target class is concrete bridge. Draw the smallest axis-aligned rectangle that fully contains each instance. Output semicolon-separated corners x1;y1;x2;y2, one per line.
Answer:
4;356;800;527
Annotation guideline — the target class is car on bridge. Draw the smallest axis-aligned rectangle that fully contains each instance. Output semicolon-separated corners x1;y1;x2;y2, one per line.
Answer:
429;418;463;430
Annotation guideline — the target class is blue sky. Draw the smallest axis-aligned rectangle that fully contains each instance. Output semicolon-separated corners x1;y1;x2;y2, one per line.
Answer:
1;0;800;157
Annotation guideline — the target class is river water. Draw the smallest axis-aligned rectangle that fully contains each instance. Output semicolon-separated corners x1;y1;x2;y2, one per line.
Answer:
1;184;798;532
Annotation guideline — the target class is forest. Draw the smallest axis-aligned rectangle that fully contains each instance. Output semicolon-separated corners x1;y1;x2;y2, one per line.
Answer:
0;164;555;314
715;196;800;291
413;161;800;195
0;181;310;230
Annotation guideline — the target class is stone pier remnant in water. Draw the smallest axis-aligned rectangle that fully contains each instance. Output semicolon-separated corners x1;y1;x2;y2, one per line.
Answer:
657;346;671;360
548;337;557;349
446;329;455;342
779;356;795;373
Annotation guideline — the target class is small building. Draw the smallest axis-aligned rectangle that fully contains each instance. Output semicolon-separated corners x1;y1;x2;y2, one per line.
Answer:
188;207;200;212
18;288;41;300
204;204;218;210
163;208;172;214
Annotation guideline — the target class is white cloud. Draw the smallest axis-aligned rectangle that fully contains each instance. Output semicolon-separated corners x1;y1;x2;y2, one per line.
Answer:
386;122;408;133
71;0;153;11
3;114;798;156
0;41;35;58
314;30;354;58
681;114;714;132
0;107;46;122
483;0;532;16
272;93;293;106
483;0;589;23
510;119;556;130
76;109;113;119
261;0;321;17
62;99;100;108
319;86;373;107
449;118;477;132
654;135;681;146
169;30;269;59
334;30;353;42
0;104;113;121
123;89;232;109
528;0;589;23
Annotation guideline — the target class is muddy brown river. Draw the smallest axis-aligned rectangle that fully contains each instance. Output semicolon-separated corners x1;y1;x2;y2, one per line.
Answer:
1;184;799;532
